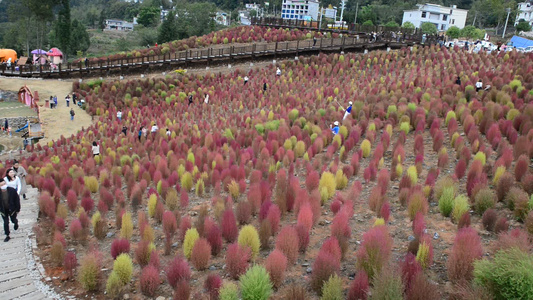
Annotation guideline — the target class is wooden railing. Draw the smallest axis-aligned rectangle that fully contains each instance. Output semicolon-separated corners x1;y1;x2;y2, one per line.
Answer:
0;27;425;79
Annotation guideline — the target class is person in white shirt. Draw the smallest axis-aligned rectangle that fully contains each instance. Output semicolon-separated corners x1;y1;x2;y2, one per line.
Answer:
244;76;249;85
117;110;122;121
276;68;281;76
92;141;100;157
4;169;21;195
475;79;483;92
166;128;171;137
204;94;209;104
151;123;158;134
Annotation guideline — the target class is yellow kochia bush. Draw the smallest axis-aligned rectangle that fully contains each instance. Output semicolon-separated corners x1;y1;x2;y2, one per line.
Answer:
183;228;200;259
238;225;260;258
361;139;371;158
319;172;336;204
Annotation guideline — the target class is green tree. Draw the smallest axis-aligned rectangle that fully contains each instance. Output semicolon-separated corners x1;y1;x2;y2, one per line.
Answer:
447;26;461;39
402;21;415;29
384;21;399;28
460;25;478;39
157;10;178;44
362;20;374;26
358;6;377;25
70;19;90;54
420;22;438;34
54;0;71;58
516;20;532;32
137;6;161;27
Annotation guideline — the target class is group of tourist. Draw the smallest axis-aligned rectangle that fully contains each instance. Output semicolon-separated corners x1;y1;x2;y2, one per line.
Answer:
0;160;27;242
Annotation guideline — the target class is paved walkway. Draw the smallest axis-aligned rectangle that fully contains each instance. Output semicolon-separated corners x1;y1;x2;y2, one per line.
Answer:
0;186;61;300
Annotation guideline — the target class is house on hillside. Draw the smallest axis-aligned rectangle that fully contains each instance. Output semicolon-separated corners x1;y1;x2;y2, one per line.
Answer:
281;0;320;21
515;1;533;27
105;19;134;31
402;3;468;31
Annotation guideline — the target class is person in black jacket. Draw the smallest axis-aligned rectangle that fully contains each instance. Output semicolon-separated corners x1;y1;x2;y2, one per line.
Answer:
0;178;20;242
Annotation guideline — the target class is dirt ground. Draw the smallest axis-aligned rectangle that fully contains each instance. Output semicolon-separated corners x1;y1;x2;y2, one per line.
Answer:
0;77;94;145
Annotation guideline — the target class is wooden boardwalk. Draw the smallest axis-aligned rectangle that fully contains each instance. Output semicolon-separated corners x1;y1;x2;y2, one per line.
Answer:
0;36;418;79
0;187;59;300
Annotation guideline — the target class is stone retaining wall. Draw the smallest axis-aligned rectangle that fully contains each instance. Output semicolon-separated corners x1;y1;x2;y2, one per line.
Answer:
2;117;29;129
0;90;18;102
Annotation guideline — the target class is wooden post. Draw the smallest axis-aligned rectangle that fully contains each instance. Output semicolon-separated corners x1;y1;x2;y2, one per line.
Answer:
79;61;83;77
296;40;299;56
341;36;345;51
320;38;323;53
39;64;42;76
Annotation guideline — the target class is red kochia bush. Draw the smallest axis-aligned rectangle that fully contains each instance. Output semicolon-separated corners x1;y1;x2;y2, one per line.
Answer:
206;223;223;256
320;237;342;263
166;257;191;289
69;219;83;240
514;155;529;181
265;249;288;288
447;227;483;283
493;228;532;253
482;209;497;231
330;199;342;215
66;190;78;212
178;216;191;241
80;196;94;213
140;265;160;297
297;202;313;232
266;204;281;235
295;224;310;253
204;273;222;300
54;217;65;232
310;250;341;293
163;211;177;237
401;253;422;293
355;225;393;280
275;226;300;265
221;209;238;242
348;270;369;300
191;238;211;270
412;212;426;238
455;158;467;180
174;280;191;300
225;243;250;279
110;238;130;259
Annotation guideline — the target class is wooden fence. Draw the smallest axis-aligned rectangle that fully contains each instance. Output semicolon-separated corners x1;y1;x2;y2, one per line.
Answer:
0;27;425;79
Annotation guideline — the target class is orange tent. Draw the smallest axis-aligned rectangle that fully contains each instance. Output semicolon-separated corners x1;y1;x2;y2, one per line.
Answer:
0;49;17;63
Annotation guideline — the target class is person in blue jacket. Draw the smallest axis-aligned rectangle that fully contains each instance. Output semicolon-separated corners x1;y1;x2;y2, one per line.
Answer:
330;121;340;135
343;101;353;120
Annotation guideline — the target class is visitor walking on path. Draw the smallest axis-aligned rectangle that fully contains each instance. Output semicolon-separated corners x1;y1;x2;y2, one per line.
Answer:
263;82;267;93
117;110;122;121
54;95;58;108
330;121;340;135
0;178;20;242
343;101;353;120
151;123;159;135
65;95;70;107
244;76;249;85
188;95;194;106
276;67;281;76
92;141;100;157
138;126;144;141
476;79;483;92
49;96;55;109
70;108;75;121
4;169;21;195
122;126;128;136
12;160;27;200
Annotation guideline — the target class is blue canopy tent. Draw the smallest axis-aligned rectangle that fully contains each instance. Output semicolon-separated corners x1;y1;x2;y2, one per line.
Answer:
509;36;533;48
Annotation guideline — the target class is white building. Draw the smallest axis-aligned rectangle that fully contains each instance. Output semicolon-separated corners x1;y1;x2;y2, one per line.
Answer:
402;3;468;31
281;0;320;21
105;19;134;31
515;2;533;27
215;12;230;26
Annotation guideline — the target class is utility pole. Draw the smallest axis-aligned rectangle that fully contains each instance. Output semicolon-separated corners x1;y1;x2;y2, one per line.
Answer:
319;8;323;31
472;12;477;26
502;7;511;38
354;2;359;24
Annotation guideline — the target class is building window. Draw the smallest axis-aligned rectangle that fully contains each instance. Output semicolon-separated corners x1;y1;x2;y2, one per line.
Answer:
443;15;447;21
451;19;455;24
422;12;426;18
441;24;445;30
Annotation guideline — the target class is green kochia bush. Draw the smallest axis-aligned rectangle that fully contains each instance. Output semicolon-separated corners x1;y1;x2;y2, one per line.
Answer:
474;248;533;300
439;187;455;217
239;265;273;300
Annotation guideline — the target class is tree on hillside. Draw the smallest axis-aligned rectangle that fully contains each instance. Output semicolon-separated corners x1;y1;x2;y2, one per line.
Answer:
137;6;161;27
447;26;461;39
157;10;178;44
420;22;437;34
384;21;399;28
358;6;377;25
70;19;90;54
362;20;374;26
516;20;532;32
54;0;71;57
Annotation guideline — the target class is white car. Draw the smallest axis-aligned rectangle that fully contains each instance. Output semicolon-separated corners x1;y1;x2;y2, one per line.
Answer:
524;46;533;53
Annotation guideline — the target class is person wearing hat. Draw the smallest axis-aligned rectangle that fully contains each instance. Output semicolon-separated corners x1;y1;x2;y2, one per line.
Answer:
330;121;340;135
12;160;27;200
343;101;353;120
0;177;20;242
